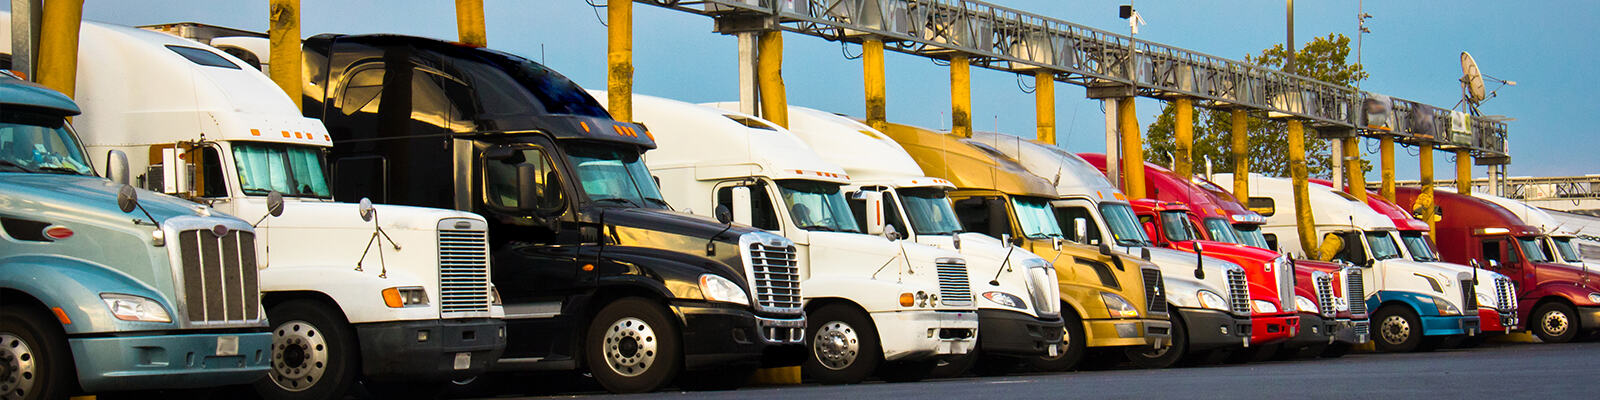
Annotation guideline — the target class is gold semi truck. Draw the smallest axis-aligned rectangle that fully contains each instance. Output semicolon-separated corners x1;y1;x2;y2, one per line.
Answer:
880;122;1170;370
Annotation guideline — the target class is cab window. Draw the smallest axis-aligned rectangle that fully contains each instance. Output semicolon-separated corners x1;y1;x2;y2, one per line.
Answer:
484;146;564;211
717;182;780;231
1054;205;1102;245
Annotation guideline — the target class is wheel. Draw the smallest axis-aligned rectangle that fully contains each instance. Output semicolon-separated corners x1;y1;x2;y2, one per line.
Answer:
1319;342;1352;358
1125;307;1185;369
1373;305;1424;352
1025;307;1085;372
802;304;881;385
255;299;360;400
1532;302;1580;343
676;367;754;391
0;306;76;400
585;297;682;394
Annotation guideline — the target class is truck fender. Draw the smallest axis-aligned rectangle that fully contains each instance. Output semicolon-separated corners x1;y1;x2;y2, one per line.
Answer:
1522;283;1592;317
596;247;742;300
0;254;175;334
258;263;434;324
1366;290;1437;318
799;277;909;313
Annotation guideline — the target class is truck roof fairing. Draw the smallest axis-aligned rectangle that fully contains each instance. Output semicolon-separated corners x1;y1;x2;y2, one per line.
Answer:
0;73;79;115
878;122;1055;198
967;132;1128;204
714;103;938;187
598;92;847;184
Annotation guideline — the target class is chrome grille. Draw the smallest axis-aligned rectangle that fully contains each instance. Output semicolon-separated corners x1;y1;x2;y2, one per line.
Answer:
1315;272;1337;318
1460;279;1478;312
176;228;260;325
749;242;802;312
1496;276;1516;311
1226;268;1250;316
935;258;974;306
1277;258;1295;312
1347;267;1368;316
438;219;492;315
1142;267;1167;315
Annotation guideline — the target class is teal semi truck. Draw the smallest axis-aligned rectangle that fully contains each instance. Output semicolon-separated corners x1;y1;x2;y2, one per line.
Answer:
0;72;272;399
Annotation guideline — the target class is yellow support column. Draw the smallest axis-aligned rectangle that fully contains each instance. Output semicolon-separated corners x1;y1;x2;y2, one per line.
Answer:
1231;109;1249;200
863;38;887;133
455;0;486;46
1174;97;1194;178
950;54;972;138
1035;70;1056;144
606;0;633;122
1119;97;1146;198
757;31;788;128
36;0;84;98
1380;135;1396;202
1456;149;1473;197
1419;144;1437;236
1344;137;1366;202
1288;120;1317;258
268;0;301;108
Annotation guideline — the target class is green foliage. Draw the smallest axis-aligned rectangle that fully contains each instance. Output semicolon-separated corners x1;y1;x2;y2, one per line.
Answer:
1143;33;1370;178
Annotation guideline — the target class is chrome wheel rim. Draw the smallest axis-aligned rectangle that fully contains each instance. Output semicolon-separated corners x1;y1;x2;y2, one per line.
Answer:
602;317;658;377
1542;310;1570;337
1380;315;1411;345
270;320;329;392
812;320;860;370
0;333;37;400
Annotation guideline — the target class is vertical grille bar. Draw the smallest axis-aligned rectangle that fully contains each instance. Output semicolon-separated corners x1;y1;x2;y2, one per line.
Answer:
1347;268;1368;316
239;232;260;320
748;243;802;312
1496;277;1514;311
1226;268;1250;315
438;221;492;315
935;259;973;306
200;232;224;322
1142;268;1167;314
220;235;244;321
179;231;205;322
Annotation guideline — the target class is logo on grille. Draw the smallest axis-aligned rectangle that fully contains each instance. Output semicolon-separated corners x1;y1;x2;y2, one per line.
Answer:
211;224;229;237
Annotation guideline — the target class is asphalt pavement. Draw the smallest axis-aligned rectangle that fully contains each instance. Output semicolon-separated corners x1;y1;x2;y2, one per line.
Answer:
468;341;1600;399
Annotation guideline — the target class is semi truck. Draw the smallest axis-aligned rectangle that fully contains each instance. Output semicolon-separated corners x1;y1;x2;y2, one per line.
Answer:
294;33;806;393
1395;187;1600;343
965;137;1252;368
615;95;979;383
878;122;1171;371
1455;189;1590;269
0;72;272;399
756;104;1063;375
1218;174;1479;352
2;21;509;399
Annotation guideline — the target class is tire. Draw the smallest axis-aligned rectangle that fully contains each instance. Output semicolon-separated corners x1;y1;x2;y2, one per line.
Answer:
1125;307;1185;369
255;299;361;400
1532;302;1580;344
0;306;76;400
585;297;683;394
1319;342;1352;358
802;303;881;385
1025;306;1085;372
877;360;937;383
1373;305;1424;352
677;367;754;391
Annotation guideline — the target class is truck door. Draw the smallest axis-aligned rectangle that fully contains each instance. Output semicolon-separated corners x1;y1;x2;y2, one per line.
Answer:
1479;238;1528;295
481;139;588;303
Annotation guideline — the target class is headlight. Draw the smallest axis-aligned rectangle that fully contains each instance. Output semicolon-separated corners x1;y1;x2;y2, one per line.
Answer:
490;284;503;306
1197;290;1229;311
1102;292;1140;318
1434;296;1461;316
1295;296;1319;315
382;287;429;308
983;291;1026;309
699;274;750;306
100;293;172;323
1251;299;1278;314
1588;293;1600;304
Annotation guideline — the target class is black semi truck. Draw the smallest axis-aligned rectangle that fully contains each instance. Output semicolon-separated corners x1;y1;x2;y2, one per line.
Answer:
296;34;805;393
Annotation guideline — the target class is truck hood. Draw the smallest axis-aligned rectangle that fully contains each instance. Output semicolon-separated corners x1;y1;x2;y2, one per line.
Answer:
0;173;208;222
601;206;761;245
1119;244;1238;308
919;232;1050;304
1532;261;1594;290
229;197;481;232
1174;240;1286;306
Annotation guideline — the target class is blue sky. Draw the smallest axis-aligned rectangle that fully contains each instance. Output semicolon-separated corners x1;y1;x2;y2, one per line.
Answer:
17;0;1596;180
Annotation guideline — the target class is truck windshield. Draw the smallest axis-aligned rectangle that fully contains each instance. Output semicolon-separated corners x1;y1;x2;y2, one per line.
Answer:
778;180;861;233
1203;218;1242;244
1012;196;1064;239
232;142;332;198
1552;237;1583;263
1159;210;1199;242
1098;203;1150;246
1398;231;1439;262
1364;231;1403;261
567;144;667;208
899;187;962;235
0;109;94;176
1234;224;1272;249
1517;236;1551;263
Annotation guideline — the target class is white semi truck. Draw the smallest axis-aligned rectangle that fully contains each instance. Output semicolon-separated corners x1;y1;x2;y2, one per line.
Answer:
765;105;1063;375
604;93;978;384
0;19;507;399
1218;173;1479;352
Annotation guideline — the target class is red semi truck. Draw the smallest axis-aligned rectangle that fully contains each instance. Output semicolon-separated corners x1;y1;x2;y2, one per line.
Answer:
1396;187;1600;343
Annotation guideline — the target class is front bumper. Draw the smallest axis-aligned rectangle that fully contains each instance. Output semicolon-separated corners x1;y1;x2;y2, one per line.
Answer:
1333;317;1370;344
69;331;272;393
870;310;978;362
1285;313;1337;348
672;301;806;370
353;318;506;382
1084;317;1172;348
1248;313;1300;346
1576;306;1600;332
1177;308;1252;351
975;308;1064;357
1477;308;1520;332
1420;314;1481;337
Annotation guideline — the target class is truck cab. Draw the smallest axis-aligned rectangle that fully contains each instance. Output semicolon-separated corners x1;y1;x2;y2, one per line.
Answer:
612;94;976;383
296;34;804;393
0;72;271;398
765;105;1063;375
1468;190;1590;270
879;122;1170;372
4;21;509;398
1219;173;1479;352
1397;187;1600;343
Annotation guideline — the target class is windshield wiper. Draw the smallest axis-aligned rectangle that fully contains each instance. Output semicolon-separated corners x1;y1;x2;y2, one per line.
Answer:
592;197;641;207
797;225;837;232
33;165;86;175
0;160;35;173
643;197;671;208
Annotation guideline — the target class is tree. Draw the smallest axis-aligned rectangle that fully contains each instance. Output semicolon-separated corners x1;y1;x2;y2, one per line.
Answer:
1143;33;1369;179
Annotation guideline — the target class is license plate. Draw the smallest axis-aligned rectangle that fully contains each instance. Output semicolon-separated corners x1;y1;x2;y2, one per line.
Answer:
216;336;239;356
1047;344;1059;357
453;352;471;370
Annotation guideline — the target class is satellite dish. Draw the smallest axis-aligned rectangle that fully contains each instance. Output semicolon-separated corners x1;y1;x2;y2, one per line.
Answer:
1461;52;1487;103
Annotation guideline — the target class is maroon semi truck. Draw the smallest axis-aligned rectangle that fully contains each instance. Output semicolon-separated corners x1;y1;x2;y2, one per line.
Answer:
1396;187;1600;343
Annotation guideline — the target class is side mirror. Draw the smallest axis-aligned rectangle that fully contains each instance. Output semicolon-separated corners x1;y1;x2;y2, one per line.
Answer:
1073;218;1087;243
1193;241;1206;279
729;186;753;226
861;190;886;235
1100;241;1115;257
1470;259;1481;269
1140;247;1152;260
117;184;139;213
1052;237;1063;251
266;190;286;217
158;147;192;195
883;224;903;241
105;150;130;185
715;204;733;224
952;232;962;250
1001;233;1013;249
358;198;376;222
516;163;539;211
1488;259;1500;269
1363;259;1376;268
